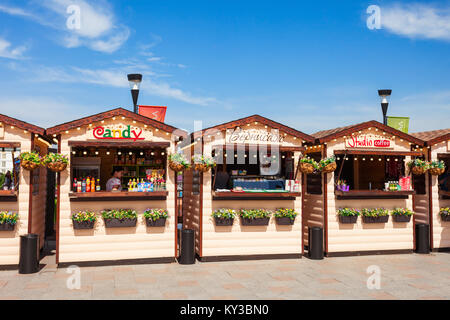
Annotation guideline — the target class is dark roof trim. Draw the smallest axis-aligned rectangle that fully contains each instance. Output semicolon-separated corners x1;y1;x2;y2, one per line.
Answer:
0;114;45;135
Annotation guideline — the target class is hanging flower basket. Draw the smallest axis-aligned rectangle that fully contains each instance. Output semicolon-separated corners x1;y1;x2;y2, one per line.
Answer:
169;161;186;172
46;161;68;172
21;160;40;171
194;163;210;172
322;161;337;173
411;166;427;175
71;211;96;229
429;161;446;176
319;156;337;173
337;208;359;224
214;217;234;226
101;209;137;228
168;154;190;172
42;153;69;172
212;209;236;226
143;209;168;227
361;208;389;223
192;154;216;173
407;159;428;175
239;209;271;226
274;208;298;225
19;152;41;171
300;162;315;174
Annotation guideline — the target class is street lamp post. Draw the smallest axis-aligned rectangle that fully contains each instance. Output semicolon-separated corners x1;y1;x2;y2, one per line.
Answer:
378;89;392;125
127;74;143;114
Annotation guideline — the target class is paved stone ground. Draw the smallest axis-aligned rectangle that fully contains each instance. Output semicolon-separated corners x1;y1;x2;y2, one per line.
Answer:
0;253;449;300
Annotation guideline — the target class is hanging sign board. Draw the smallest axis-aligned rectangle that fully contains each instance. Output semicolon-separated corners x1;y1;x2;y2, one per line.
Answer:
345;134;394;149
88;124;153;142
387;116;409;133
226;128;284;145
139;106;167;122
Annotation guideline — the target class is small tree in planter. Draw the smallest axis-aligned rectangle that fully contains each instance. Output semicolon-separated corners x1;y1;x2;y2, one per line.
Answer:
168;153;191;172
440;207;450;222
212;209;236;226
71;211;97;229
192;154;216;172
19;151;41;171
429;160;445;176
274;208;298;225
239;209;271;226
337;208;360;224
319;156;337;173
361;208;389;223
143;209;168;227
299;157;319;174
42;153;69;172
407;159;429;175
391;208;414;223
102;209;137;228
0;211;18;231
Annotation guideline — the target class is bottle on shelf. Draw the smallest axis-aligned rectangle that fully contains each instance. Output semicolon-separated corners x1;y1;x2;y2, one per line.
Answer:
81;178;86;193
91;177;95;192
96;179;101;191
73;178;77;192
77;179;82;193
86;177;91;192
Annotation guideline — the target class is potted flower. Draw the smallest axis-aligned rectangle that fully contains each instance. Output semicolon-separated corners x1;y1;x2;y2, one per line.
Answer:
337;208;359;224
274;208;298;225
429;160;445;176
19;151;41;171
440;207;450;222
42;153;69;172
192;154;216;172
71;211;96;229
299;157;318;174
168;153;191;172
143;209;168;227
101;209;137;228
319;156;337;173
212;209;236;226
336;180;349;192
407;159;429;175
0;211;18;231
391;208;414;223
239;209;271;226
361;208;389;223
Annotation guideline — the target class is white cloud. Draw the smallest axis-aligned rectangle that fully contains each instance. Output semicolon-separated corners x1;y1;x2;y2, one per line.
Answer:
381;3;450;41
0;37;27;59
0;4;34;18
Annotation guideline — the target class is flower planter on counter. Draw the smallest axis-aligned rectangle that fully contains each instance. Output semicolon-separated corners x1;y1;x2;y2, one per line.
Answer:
440;214;450;222
214;217;234;226
362;216;389;224
339;215;358;224
104;218;137;228
240;217;270;226
72;221;95;230
275;217;295;225
0;223;15;231
392;215;412;223
145;217;167;227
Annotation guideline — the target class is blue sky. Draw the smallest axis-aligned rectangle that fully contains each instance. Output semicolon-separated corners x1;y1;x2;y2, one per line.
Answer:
0;0;449;133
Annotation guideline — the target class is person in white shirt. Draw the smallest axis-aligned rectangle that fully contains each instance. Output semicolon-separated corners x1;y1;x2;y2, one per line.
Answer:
106;167;124;191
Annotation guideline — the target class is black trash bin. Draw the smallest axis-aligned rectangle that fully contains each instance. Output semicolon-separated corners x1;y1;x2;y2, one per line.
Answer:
415;224;430;254
19;234;40;274
179;229;195;264
308;226;324;260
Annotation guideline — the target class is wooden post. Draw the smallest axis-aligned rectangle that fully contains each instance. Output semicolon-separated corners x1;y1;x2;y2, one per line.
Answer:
27;133;35;234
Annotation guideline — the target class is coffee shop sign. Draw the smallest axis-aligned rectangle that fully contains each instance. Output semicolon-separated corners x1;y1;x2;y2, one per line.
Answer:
345;134;393;149
227;128;284;144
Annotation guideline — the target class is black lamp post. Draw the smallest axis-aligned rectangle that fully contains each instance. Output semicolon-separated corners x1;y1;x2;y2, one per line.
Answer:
378;89;392;125
127;74;143;114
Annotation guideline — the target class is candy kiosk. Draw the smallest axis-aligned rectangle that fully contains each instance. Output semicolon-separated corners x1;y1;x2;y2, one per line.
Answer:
0;114;49;267
46;108;185;265
309;120;426;256
182;115;315;261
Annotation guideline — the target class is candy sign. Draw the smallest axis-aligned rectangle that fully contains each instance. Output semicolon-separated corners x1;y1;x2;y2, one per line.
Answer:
90;125;152;141
345;134;393;149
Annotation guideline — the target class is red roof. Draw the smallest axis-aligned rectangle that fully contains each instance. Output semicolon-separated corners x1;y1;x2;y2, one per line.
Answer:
0;113;45;135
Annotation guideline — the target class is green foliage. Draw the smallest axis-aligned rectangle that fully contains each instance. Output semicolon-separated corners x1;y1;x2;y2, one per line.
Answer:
300;157;319;169
143;209;169;221
337;208;360;217
440;207;450;216
211;208;236;219
0;211;18;225
169;153;191;169
239;209;272;219
274;208;298;220
19;151;41;164
407;159;428;169
318;156;336;169
42;153;69;164
193;154;216;168
361;208;389;217
71;211;97;222
391;208;414;216
429;160;445;169
101;209;137;220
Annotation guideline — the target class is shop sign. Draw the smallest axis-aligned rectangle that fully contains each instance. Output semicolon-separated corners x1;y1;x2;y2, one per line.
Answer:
345;134;393;149
90;125;152;141
226;128;284;145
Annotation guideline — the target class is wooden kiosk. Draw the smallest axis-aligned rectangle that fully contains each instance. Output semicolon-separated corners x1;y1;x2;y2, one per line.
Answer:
46;108;185;266
307;120;426;256
182;115;315;261
0;114;49;267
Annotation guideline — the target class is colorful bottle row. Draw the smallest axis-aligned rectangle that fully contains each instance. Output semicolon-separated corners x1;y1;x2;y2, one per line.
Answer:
73;177;101;193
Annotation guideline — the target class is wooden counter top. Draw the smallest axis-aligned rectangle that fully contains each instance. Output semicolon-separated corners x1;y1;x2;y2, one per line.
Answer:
212;191;301;200
0;190;17;202
439;190;450;199
335;190;415;200
69;191;168;202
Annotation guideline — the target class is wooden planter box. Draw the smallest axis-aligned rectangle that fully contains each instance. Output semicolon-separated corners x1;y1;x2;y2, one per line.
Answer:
275;217;295;225
362;216;389;224
338;215;358;224
104;218;137;228
145;217;167;227
214;217;234;226
240;217;270;226
72;220;95;230
0;223;15;231
440;214;450;222
392;215;412;223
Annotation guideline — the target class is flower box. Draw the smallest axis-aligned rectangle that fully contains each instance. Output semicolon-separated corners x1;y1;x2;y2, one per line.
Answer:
339;215;358;224
275;216;295;225
104;218;137;228
0;223;15;231
440;214;450;222
240;217;270;226
72;220;95;229
145;217;167;227
362;216;389;224
392;215;412;223
214;217;234;226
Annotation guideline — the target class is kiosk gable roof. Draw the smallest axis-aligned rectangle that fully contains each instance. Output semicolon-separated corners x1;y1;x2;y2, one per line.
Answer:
312;120;425;145
0;113;45;135
411;128;450;145
46;107;182;135
194;114;315;142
